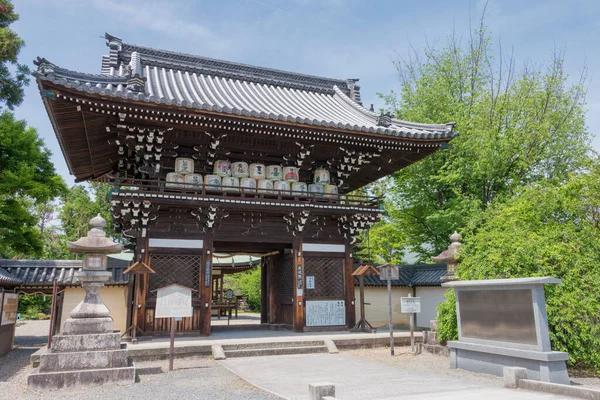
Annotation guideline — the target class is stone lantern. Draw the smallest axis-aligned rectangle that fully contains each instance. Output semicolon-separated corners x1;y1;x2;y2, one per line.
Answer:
432;231;462;282
28;215;135;389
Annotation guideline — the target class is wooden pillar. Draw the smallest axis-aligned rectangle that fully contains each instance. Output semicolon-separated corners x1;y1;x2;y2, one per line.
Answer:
268;255;278;324
260;257;268;324
345;243;356;328
219;275;224;302
200;236;213;336
292;238;305;332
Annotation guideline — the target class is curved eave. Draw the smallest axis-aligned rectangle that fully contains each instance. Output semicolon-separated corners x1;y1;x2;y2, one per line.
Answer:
35;68;456;141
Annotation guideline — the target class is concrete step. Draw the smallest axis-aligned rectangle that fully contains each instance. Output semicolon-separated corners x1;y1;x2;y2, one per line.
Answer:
223;345;328;358
222;340;324;351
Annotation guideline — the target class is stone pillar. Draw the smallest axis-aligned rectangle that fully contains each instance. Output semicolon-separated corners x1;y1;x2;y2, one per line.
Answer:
28;215;135;389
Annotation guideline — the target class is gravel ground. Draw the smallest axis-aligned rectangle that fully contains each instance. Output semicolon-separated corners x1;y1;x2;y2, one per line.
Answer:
344;347;600;389
1;321;280;400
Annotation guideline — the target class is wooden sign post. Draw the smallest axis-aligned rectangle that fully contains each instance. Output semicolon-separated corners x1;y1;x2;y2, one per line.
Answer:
351;265;379;333
154;284;195;371
401;295;421;353
378;264;399;356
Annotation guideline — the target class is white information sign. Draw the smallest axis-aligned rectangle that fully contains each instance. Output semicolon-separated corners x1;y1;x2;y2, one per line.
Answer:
306;300;345;327
155;285;193;318
306;276;315;290
401;297;421;313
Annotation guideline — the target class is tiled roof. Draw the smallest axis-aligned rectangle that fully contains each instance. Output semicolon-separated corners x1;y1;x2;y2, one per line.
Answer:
0;256;130;287
354;263;447;287
33;34;455;140
0;266;23;288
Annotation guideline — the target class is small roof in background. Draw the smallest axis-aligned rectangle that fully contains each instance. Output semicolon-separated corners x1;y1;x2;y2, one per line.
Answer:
0;257;130;290
354;263;447;287
0;266;23;288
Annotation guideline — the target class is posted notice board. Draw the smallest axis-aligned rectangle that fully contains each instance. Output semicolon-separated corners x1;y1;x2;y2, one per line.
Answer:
155;285;193;319
306;300;345;327
1;293;18;325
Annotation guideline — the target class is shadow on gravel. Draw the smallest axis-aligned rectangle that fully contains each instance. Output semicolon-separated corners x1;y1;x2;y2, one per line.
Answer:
0;347;39;382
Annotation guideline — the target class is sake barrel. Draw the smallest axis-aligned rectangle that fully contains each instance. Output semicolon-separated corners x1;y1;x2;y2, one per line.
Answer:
231;161;249;178
266;165;283;181
308;183;324;196
174;157;194;175
291;182;308;194
324;184;338;198
249;163;266;180
222;176;239;192
166;172;185;188
274;180;290;194
313;167;330;184
213;159;231;177
257;179;274;194
283;166;299;182
240;177;257;192
184;173;202;187
204;174;221;190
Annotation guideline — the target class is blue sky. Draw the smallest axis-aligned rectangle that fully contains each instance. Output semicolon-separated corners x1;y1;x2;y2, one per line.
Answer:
12;0;600;185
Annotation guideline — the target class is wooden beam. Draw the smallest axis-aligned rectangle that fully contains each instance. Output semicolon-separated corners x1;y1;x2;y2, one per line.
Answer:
292;237;305;332
267;255;278;324
200;236;214;336
345;243;356;328
261;258;268;324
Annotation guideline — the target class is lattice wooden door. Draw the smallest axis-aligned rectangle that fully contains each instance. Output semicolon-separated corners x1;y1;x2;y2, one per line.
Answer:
304;257;344;299
148;254;201;297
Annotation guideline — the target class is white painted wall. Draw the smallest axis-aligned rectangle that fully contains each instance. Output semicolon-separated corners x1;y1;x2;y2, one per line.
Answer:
354;286;412;328
415;286;448;328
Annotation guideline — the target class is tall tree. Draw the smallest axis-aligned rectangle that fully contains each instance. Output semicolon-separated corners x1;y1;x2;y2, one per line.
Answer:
381;18;590;259
0;112;66;257
59;183;116;242
437;167;600;372
0;0;30;109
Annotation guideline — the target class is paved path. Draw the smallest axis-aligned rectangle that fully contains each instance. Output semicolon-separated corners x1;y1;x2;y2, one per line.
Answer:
221;353;568;400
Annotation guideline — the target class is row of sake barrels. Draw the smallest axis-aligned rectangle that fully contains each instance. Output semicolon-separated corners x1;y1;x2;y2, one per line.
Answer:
215;160;301;182
166;172;337;196
173;158;332;184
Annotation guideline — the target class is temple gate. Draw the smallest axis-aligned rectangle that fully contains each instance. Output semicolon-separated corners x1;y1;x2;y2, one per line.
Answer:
34;33;456;336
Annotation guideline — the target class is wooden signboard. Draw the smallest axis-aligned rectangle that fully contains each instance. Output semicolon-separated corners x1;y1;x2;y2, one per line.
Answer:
153;284;195;371
155;284;193;318
1;293;18;326
306;300;345;327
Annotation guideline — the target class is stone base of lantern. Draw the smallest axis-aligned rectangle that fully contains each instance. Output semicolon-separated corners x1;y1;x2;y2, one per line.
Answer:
28;327;135;389
62;317;114;335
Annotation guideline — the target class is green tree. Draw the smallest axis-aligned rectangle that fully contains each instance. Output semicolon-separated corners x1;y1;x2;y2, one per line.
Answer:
381;19;590;259
437;168;600;372
355;220;406;265
0;112;66;257
59;183;116;242
226;267;261;311
0;0;30;109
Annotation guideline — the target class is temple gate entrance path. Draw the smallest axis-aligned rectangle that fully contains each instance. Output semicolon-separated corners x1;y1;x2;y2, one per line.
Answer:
220;352;570;399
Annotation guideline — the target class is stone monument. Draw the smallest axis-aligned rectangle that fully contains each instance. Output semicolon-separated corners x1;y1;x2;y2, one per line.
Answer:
28;215;136;389
443;277;570;384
